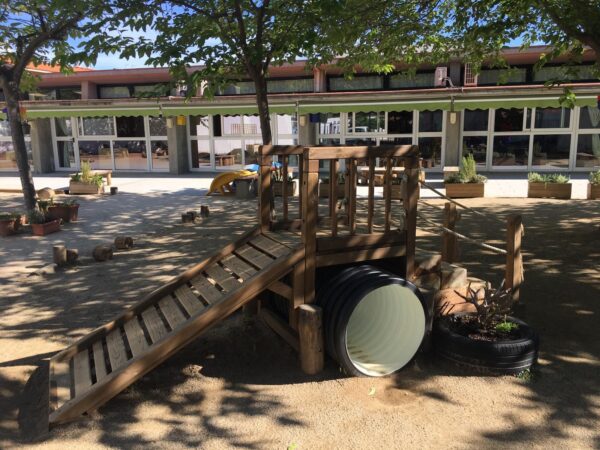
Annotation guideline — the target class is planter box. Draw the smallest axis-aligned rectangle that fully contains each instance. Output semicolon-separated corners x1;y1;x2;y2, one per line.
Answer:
0;218;18;237
31;219;61;236
445;183;485;198
272;180;297;197
588;184;600;200
528;182;572;199
47;204;79;222
319;183;346;198
69;180;104;195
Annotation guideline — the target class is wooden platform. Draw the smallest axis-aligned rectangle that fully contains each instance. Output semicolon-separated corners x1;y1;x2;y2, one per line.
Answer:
48;228;304;425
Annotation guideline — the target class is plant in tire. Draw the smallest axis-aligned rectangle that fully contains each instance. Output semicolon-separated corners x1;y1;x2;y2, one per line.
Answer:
434;282;539;375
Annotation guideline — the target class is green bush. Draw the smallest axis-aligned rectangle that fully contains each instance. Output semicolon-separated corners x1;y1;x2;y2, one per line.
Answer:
589;170;600;186
446;154;487;184
528;172;570;184
27;209;47;224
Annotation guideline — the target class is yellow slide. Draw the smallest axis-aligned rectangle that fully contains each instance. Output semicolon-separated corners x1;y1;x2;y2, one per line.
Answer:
206;170;257;196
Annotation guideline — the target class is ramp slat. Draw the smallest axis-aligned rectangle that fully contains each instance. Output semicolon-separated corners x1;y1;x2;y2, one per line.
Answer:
123;318;149;357
158;296;186;330
106;329;128;371
190;274;223;304
221;254;257;280
250;234;289;258
174;285;204;316
235;244;273;269
205;264;241;292
141;306;168;344
73;350;92;396
51;360;72;410
92;341;108;382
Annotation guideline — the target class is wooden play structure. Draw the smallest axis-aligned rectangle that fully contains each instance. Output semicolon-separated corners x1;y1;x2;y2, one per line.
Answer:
48;144;523;425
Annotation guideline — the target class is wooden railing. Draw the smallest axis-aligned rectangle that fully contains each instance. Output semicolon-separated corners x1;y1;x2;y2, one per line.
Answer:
259;145;421;303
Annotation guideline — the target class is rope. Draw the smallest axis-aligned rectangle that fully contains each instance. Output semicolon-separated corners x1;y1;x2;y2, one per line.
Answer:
417;212;508;255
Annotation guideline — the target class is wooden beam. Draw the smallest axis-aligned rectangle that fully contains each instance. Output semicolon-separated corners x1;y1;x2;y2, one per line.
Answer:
260;145;305;156
384;157;393;232
316;244;406;267
404;167;419;279
302;154;319;304
306;145;418;160
258;307;299;352
442;202;459;263
329;159;338;237
506;214;523;303
290;263;304;330
367;157;375;233
258;147;272;233
267;280;293;300
316;232;405;253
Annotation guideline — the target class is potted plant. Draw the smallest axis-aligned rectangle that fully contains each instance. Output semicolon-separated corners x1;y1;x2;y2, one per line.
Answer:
0;212;21;237
271;167;296;197
320;171;346;198
28;210;61;236
47;198;80;222
528;172;572;199
434;283;539;375
444;154;487;198
588;170;600;200
69;161;105;195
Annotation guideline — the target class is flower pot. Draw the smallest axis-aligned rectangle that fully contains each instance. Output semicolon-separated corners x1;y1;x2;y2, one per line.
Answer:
0;218;17;237
319;183;346;198
31;219;61;236
272;180;297;197
528;182;571;199
433;314;539;375
47;204;79;223
445;182;485;198
69;180;104;195
587;184;600;200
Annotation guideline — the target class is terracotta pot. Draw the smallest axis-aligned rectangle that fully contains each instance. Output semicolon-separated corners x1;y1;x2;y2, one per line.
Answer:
31;219;61;236
528;182;571;199
587;184;600;200
48;204;79;222
445;183;485;198
0;218;17;237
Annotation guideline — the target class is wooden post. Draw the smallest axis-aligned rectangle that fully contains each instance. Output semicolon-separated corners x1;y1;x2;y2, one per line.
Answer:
258;145;273;232
53;245;67;267
404;157;419;280
302;153;319;304
384;157;393;232
348;159;357;235
298;304;324;375
442;202;459;263
289;263;305;329
282;155;289;222
367;157;375;233
330;159;338;237
506;214;523;303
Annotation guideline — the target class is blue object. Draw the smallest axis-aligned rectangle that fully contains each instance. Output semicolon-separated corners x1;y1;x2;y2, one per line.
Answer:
309;113;321;123
244;164;259;172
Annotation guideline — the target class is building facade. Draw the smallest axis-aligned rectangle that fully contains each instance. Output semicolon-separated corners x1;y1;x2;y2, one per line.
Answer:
1;47;599;175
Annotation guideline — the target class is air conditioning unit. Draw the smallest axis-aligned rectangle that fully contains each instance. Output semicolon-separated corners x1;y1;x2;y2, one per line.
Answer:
464;64;478;87
434;67;448;87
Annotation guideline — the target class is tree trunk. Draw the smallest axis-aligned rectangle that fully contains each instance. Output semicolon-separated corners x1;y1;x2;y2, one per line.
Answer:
0;75;37;211
253;74;273;145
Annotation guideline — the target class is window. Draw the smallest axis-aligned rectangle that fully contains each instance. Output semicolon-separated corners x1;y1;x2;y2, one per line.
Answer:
464;110;488;132
478;68;527;85
133;84;170;97
329;75;383;91
419;110;443;132
461;110;490;167
79;117;114;136
190;116;210;136
116;116;145;137
419;137;442;167
462;136;488;166
494;108;524;132
533;65;599;83
575;134;600;168
579;107;600;129
534;107;570;129
267;78;312;93
532;135;570;168
0;120;11;136
275;115;298;135
492;136;529;166
219;81;255;95
349;112;385;133
98;86;131;99
78;140;112;170
387;111;413;134
149;117;167;136
319;113;341;135
389;72;436;89
55;118;73;137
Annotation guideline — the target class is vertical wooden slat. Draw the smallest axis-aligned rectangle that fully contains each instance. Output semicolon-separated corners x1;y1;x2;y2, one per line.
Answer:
298;154;303;220
404;159;419;279
344;159;350;226
106;329;128;371
92;341;107;382
506;214;523;303
329;159;338;237
442;202;459;263
367;157;375;233
73;350;92;396
349;159;357;235
123;318;149;357
158;296;186;329
384;157;393;232
140;306;168;344
289;263;305;329
282;155;289;222
258;145;272;232
302;153;319;304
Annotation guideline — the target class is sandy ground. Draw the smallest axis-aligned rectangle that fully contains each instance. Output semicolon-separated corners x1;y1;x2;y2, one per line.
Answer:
0;177;599;449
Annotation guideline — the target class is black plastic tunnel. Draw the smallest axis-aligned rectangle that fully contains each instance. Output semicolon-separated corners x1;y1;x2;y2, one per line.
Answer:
315;265;427;377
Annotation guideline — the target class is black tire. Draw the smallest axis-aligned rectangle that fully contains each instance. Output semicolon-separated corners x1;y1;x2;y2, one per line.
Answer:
433;314;539;375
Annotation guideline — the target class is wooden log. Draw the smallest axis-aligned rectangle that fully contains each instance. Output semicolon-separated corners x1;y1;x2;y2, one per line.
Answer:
200;205;210;217
442;203;459;263
53;245;67;267
506;215;523;303
367;157;375;233
114;236;134;250
404;167;419;280
66;249;79;264
298;304;324;375
181;213;194;224
92;245;113;262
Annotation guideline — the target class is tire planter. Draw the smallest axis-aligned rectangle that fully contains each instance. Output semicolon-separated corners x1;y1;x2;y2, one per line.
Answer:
316;265;427;377
433;314;539;375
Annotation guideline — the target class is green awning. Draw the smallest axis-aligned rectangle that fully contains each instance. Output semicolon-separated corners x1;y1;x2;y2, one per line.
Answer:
162;103;296;116
455;95;597;110
26;106;161;119
298;100;451;114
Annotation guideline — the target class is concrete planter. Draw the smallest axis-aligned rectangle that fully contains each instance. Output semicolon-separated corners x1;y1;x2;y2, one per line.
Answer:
69;181;104;195
445;183;485;198
588;184;600;200
528;182;572;199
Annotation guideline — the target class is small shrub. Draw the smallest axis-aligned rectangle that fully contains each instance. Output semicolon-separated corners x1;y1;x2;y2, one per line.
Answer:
28;209;48;224
70;172;82;182
528;172;544;183
589;170;600;185
81;161;92;182
495;320;519;333
0;212;19;221
446;154;487;184
528;172;570;184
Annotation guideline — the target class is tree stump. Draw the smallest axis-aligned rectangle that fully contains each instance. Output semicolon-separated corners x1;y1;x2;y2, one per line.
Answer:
200;205;210;217
92;245;113;262
114;236;134;249
298;305;324;375
66;249;79;264
53;245;67;266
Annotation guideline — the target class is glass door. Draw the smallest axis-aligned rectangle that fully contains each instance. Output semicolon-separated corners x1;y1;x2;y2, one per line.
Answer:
52;117;79;171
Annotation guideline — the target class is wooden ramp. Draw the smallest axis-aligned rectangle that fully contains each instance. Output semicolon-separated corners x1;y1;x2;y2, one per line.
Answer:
48;227;304;425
